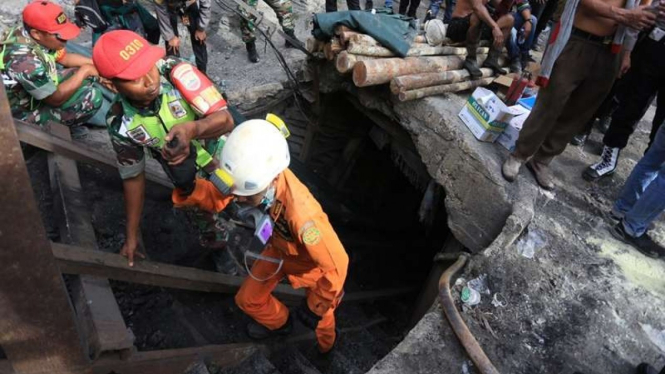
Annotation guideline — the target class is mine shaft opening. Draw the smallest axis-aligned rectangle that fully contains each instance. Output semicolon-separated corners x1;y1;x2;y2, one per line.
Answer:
18;91;458;372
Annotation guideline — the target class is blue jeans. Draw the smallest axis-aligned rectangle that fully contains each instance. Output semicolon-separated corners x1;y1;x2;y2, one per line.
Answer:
507;13;537;60
613;125;665;237
428;0;455;22
385;0;392;7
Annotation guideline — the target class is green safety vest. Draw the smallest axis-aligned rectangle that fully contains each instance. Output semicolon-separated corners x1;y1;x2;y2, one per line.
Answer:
119;90;214;168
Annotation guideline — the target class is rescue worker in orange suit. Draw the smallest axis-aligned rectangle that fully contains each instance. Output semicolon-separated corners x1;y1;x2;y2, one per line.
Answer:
172;119;349;353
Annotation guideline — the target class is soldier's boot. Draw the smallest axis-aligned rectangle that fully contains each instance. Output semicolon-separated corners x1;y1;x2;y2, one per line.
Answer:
246;41;259;63
482;47;507;76
284;29;303;49
463;40;483;79
247;314;293;340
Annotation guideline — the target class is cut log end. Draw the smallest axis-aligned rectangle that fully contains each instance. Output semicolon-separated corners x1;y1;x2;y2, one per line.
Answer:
335;51;353;73
352;62;370;87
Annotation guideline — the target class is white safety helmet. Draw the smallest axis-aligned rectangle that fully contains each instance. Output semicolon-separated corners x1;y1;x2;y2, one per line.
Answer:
424;19;447;46
220;119;291;196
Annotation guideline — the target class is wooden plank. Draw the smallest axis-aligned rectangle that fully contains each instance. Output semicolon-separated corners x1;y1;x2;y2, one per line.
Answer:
343;287;417;302
48;124;134;359
52;242;306;303
92;343;261;374
0;84;91;373
14;119;172;189
52;242;412;306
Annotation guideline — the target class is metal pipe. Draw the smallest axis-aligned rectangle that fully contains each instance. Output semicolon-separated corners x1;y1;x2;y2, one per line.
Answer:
438;254;501;374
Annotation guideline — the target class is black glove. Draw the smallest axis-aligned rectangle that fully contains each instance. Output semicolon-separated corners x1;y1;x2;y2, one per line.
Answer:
159;140;198;195
296;300;322;330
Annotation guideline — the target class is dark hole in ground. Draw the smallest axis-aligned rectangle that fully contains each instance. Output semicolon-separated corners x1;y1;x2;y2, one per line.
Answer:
24;92;453;373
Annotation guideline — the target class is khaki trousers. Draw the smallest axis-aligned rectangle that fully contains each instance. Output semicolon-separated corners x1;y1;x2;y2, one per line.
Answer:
514;35;620;164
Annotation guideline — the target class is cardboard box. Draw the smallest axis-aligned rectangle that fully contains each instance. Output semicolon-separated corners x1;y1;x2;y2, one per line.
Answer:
492;74;517;99
497;105;531;152
458;87;524;143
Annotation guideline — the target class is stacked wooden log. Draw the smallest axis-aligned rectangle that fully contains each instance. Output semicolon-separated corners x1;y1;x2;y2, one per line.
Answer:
307;26;503;102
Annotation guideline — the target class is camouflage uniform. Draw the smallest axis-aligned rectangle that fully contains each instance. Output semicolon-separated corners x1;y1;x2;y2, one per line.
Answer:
107;56;240;271
240;0;295;43
1;26;103;127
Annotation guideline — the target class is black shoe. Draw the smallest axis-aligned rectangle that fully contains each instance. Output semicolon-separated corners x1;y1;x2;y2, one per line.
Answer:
597;115;611;134
424;10;435;23
482;49;507;76
636;363;660;374
583;146;620;181
570;133;588;146
509;58;522;74
610;222;665;258
246;42;259;63
246;314;293;340
463;57;483;80
609;210;657;230
284;29;303;49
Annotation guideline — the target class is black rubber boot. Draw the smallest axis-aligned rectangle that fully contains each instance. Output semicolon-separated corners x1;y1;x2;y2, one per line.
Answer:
463;40;483;79
247;314;293;340
246;41;259;63
284;29;303;49
482;48;507;76
463;57;483;80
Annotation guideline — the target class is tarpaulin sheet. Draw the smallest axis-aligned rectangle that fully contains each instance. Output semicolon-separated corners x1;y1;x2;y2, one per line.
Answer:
312;10;418;57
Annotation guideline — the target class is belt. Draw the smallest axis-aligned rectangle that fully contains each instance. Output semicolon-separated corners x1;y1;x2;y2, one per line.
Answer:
571;27;614;45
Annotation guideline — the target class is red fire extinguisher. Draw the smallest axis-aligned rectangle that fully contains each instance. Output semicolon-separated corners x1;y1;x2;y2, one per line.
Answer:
170;62;227;116
505;71;531;106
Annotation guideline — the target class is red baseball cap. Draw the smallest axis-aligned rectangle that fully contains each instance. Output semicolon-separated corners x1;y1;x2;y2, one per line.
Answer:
23;1;80;41
92;30;166;80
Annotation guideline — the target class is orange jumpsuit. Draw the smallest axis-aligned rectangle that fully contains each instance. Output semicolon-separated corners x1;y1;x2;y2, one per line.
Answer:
172;168;349;352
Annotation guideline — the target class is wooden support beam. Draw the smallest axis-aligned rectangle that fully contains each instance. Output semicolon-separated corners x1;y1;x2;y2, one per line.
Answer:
14;119;172;189
1;344;262;374
52;242;413;305
91;343;261;374
48;123;134;359
0;84;91;374
343;95;416;154
52;242;306;303
343;287;417;302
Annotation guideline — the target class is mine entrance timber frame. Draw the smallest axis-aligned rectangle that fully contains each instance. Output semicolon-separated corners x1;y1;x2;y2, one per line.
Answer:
0;84;422;374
